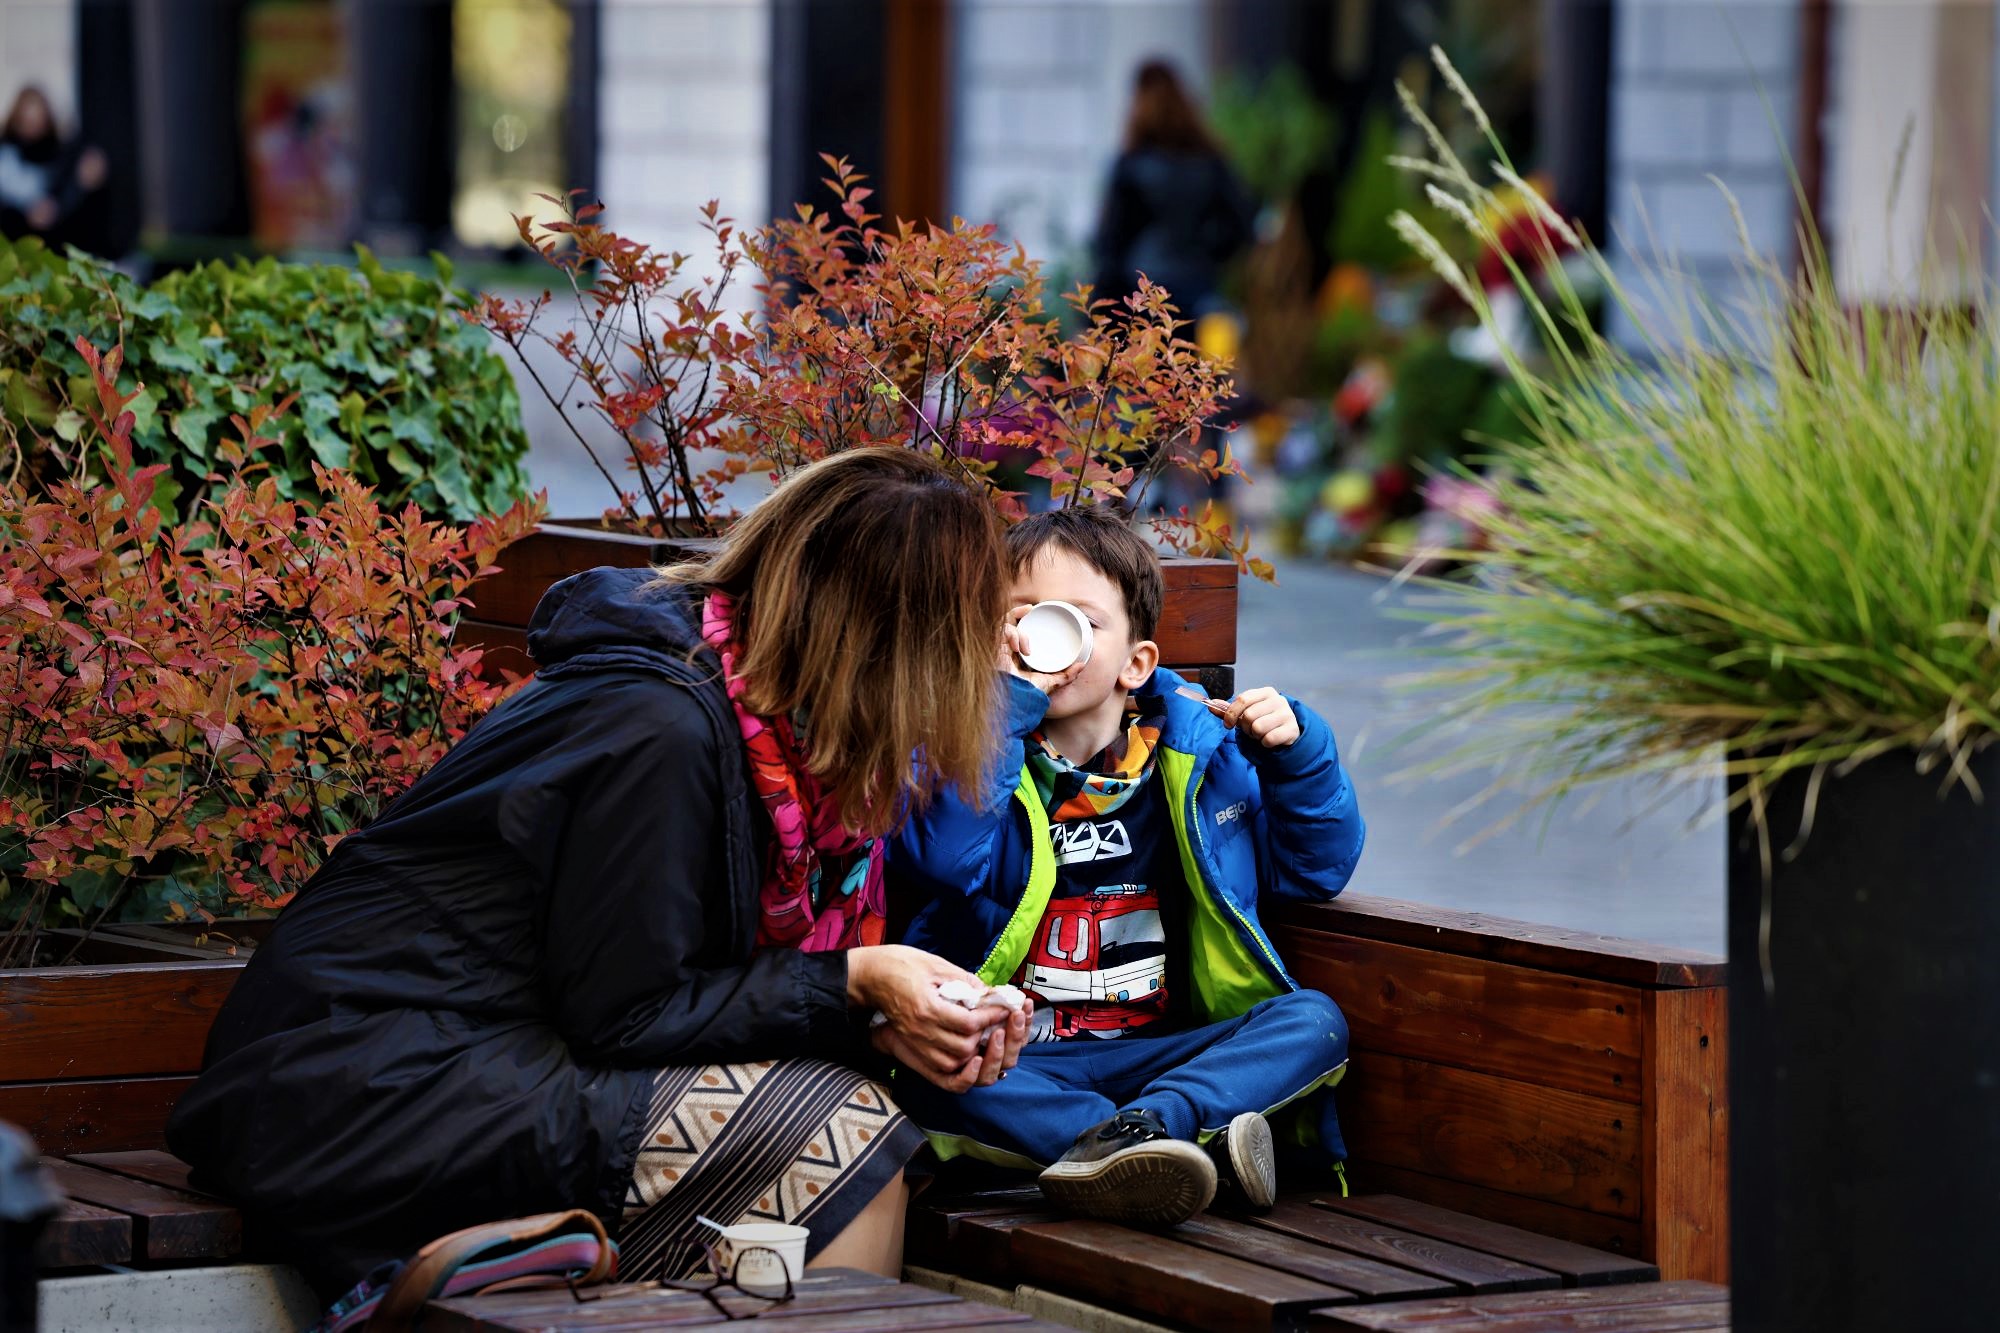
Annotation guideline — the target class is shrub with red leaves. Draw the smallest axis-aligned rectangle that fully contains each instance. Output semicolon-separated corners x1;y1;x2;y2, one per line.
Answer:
0;336;542;965
469;161;1268;575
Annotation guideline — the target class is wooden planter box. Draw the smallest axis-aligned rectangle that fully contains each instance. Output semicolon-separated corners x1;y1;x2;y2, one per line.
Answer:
459;522;1242;695
0;924;262;1157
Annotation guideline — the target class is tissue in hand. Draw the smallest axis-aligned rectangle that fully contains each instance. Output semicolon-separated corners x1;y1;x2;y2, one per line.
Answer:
936;979;1028;1012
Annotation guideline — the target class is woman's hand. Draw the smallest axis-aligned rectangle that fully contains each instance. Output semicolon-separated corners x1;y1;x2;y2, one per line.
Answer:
849;944;1032;1093
1000;605;1086;696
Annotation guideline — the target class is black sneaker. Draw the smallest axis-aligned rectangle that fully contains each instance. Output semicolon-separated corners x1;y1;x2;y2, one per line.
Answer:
1037;1108;1217;1227
1206;1112;1278;1211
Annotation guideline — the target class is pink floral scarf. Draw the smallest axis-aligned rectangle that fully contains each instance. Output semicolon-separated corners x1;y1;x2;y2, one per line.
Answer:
700;591;887;952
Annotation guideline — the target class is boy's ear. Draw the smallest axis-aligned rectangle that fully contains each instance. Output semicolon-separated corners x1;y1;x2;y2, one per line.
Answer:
1119;639;1160;691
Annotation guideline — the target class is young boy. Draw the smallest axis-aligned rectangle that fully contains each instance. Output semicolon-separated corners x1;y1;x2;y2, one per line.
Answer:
888;508;1365;1226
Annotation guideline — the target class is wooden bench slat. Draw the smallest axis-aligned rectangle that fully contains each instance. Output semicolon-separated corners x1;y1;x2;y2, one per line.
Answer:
1171;1215;1455;1300
905;1185;1048;1262
1337;1054;1642;1221
66;1148;210;1197
1275;929;1646;1104
39;1157;240;1262
1314;1196;1659;1287
1271;899;1725;990
33;1197;133;1268
947;1212;1063;1285
0;961;243;1081
1308;1279;1729;1332
1241;1202;1561;1295
0;1075;193;1156
1335;1164;1643;1259
1012;1219;1356;1332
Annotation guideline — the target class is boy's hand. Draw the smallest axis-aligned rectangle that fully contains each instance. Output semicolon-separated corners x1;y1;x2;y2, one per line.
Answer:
1223;686;1301;750
1000;604;1085;695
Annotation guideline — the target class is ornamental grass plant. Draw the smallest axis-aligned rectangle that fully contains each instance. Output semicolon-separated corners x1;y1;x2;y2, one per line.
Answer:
1390;49;2000;840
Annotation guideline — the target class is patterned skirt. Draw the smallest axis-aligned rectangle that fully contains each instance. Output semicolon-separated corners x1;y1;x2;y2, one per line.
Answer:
616;1058;924;1281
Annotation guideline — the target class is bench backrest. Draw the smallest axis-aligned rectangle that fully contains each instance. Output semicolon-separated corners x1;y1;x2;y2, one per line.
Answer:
0;956;242;1158
459;527;1244;698
1269;896;1729;1284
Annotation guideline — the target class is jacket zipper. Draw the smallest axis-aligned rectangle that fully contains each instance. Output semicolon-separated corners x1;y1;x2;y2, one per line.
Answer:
1188;772;1291;987
976;788;1049;982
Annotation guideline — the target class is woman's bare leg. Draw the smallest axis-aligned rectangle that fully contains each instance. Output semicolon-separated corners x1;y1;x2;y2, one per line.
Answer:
809;1172;909;1278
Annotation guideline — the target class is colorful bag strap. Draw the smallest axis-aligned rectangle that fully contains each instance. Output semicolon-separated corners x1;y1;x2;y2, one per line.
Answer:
366;1209;615;1331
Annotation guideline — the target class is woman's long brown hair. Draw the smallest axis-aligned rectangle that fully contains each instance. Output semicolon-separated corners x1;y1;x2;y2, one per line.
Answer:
662;448;1007;837
1123;60;1222;156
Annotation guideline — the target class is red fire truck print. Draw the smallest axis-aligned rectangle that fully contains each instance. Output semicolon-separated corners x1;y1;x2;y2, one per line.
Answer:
1015;884;1169;1041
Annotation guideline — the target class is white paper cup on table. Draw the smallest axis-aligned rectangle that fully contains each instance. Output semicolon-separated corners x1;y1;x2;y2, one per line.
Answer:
1016;601;1094;674
714;1221;809;1296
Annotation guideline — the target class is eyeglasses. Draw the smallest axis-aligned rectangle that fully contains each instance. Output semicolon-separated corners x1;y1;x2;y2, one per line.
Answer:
568;1241;797;1321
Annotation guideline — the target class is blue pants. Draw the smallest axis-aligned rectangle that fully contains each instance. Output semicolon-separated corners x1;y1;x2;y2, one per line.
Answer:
895;989;1349;1167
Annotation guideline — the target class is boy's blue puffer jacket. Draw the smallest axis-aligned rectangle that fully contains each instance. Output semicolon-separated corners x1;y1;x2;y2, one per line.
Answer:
890;665;1366;1029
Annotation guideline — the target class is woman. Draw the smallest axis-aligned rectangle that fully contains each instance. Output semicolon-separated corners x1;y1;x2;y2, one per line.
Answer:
167;449;1032;1299
0;87;106;243
1090;60;1255;317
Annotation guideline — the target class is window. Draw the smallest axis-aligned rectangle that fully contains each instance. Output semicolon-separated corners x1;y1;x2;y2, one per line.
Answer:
451;0;574;250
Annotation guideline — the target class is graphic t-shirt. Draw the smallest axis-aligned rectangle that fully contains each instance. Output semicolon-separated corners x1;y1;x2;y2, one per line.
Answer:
1017;711;1185;1042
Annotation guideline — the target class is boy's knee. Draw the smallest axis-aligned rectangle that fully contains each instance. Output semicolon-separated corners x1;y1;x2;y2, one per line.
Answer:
1270;988;1348;1055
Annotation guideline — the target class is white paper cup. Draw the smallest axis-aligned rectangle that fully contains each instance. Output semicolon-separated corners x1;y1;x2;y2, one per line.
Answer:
714;1221;809;1296
1017;601;1094;673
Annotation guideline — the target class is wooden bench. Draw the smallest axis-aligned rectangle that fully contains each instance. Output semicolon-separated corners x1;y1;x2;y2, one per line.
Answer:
1268;896;1729;1283
896;900;1731;1330
906;1185;1725;1332
23;897;1727;1266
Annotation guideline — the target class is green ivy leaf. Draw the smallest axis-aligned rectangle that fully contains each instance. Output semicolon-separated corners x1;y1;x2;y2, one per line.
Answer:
389;404;440;452
383;440;423;479
300;392;352;469
127;289;177;320
148;332;203;374
171;405;223;460
125;385;160;436
430;453;476;517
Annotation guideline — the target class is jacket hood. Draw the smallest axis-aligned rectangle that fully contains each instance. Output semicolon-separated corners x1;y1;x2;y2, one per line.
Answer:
524;566;709;674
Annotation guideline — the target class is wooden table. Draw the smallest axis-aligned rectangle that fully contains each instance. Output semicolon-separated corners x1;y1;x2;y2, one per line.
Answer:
422;1268;1071;1330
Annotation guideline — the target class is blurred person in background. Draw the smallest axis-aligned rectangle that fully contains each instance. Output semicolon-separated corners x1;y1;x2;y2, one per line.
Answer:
1093;60;1255;520
0;87;107;245
1092;60;1255;322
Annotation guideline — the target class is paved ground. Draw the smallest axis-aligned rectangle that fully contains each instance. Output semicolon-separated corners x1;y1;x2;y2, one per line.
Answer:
1236;559;1727;955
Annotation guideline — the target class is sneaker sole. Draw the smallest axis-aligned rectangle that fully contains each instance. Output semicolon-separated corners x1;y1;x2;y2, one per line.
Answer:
1039;1140;1218;1227
1225;1112;1278;1211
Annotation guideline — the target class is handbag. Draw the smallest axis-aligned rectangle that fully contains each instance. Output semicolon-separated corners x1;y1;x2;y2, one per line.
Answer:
312;1209;618;1332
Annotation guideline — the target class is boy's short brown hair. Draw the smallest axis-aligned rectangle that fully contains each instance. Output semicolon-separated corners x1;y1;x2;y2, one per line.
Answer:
1006;508;1164;641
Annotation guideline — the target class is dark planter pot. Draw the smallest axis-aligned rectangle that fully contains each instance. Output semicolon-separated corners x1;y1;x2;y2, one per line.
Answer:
1727;748;2000;1332
461;521;1242;693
